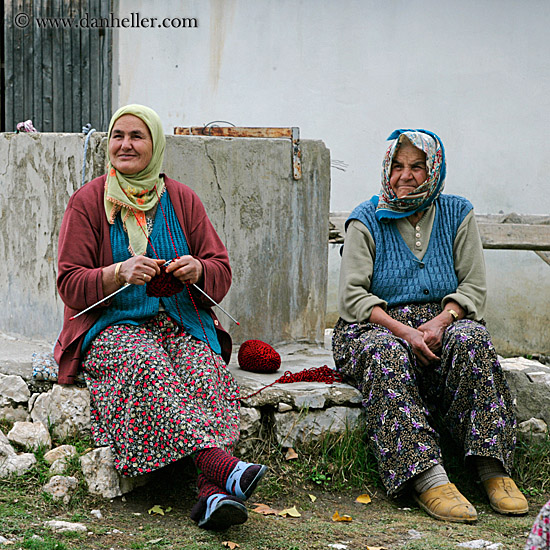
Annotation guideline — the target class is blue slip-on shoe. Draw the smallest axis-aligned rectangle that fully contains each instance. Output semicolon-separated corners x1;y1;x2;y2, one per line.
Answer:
197;494;248;531
225;460;268;501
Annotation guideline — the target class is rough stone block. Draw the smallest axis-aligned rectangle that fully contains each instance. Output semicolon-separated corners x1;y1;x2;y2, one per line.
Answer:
42;475;79;504
236;406;261;455
517;417;548;442
0;405;30;422
44;520;87;533
0;373;30;406
0;429;37;477
80;447;149;499
7;421;51;451
274;406;363;448
501;358;550;427
30;385;90;439
44;444;78;465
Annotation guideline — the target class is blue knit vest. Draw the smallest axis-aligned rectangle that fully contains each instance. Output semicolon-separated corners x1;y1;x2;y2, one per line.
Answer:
81;192;220;353
347;194;473;307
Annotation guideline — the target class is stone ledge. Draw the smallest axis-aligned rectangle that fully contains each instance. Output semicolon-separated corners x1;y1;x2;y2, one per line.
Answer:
0;332;50;380
1;335;549;498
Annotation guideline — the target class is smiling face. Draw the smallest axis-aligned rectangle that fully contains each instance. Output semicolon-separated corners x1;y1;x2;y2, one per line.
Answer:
389;140;427;199
108;114;153;175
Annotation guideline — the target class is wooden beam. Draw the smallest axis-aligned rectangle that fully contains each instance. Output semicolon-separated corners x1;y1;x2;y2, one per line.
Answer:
478;223;550;250
174;126;293;138
328;213;550;251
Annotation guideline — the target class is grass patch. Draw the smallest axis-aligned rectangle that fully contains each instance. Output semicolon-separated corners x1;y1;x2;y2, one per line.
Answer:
292;424;382;492
513;434;550;495
22;534;67;550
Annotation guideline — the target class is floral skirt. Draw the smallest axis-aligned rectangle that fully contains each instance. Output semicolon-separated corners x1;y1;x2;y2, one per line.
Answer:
526;500;550;550
332;303;517;495
82;312;241;477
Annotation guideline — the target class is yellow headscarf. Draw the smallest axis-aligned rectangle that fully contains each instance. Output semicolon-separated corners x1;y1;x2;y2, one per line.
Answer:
104;104;166;255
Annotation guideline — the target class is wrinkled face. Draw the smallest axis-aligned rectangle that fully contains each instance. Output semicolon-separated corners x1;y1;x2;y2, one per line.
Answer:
108;114;153;175
389;141;427;199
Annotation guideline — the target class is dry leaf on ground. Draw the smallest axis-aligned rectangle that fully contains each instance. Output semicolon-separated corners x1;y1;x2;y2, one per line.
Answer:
278;506;301;517
285;447;298;460
252;503;279;516
148;505;169;516
222;542;240;549
355;494;372;504
308;494;317;502
332;511;352;522
366;546;387;550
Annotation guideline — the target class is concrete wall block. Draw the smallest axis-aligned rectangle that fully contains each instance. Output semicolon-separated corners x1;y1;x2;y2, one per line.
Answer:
0;133;107;340
1;133;330;348
273;406;363;448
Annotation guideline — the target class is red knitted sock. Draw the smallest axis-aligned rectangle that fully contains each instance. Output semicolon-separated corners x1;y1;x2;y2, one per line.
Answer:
197;473;227;498
190;474;231;522
194;448;239;488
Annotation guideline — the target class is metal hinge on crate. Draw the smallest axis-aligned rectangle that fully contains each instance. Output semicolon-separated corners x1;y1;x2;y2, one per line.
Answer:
174;125;302;180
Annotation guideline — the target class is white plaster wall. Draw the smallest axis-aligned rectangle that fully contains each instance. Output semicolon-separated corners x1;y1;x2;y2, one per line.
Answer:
115;0;550;216
113;0;550;353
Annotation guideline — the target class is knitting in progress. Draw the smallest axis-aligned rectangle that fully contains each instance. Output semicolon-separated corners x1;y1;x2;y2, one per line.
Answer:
238;339;343;400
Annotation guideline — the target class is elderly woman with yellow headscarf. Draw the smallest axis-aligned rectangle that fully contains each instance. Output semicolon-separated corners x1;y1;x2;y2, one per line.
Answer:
333;129;527;523
55;105;266;530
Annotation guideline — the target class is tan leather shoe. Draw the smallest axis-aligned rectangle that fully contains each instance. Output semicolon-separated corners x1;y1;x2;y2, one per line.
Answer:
482;476;529;515
413;483;478;523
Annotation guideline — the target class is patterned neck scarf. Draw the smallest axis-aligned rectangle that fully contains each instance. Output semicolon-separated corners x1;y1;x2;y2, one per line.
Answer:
104;104;166;255
375;129;446;221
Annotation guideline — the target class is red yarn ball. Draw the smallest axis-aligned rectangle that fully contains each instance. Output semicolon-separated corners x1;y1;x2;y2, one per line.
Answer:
238;340;281;374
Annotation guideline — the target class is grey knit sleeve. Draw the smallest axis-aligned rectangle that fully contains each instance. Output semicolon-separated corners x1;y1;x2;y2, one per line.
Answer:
338;219;387;322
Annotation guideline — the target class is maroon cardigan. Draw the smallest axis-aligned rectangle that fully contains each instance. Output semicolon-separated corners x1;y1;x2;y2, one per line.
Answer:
54;175;232;384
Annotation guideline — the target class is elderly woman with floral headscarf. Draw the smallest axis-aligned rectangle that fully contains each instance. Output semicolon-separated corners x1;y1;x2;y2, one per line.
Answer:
55;105;266;530
332;129;527;523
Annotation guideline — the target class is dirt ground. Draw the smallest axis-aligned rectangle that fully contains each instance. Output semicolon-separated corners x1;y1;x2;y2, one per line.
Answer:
25;463;543;550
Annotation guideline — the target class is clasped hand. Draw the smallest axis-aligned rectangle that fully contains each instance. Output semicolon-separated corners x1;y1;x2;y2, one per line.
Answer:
119;255;203;285
406;317;447;367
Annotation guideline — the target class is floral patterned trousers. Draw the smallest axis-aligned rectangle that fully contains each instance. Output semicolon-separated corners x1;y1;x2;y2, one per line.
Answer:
332;303;517;495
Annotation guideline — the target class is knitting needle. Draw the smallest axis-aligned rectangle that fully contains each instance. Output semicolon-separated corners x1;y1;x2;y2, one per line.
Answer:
69;274;240;325
191;283;240;326
163;259;240;326
69;283;131;320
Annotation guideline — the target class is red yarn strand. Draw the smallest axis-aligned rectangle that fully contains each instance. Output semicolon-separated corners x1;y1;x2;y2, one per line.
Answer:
123;187;214;357
240;365;342;400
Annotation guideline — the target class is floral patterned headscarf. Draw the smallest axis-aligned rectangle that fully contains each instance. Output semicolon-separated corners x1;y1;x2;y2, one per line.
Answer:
375;129;446;221
104;104;166;255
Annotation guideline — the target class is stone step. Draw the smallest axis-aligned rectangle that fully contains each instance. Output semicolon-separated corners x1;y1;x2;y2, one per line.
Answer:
0;332;51;379
1;331;549;499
